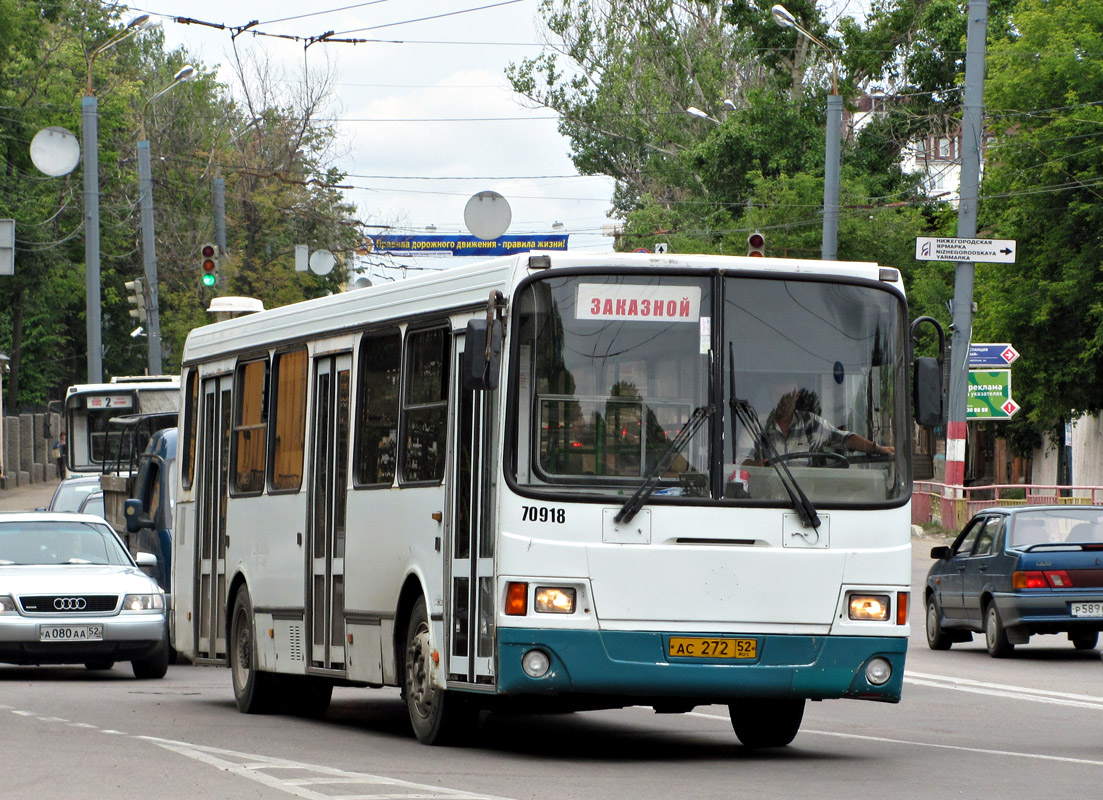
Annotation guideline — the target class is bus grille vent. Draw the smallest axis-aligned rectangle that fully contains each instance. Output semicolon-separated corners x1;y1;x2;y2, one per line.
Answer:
289;624;304;661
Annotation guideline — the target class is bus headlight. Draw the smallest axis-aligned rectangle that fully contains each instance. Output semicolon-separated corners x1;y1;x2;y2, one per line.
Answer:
848;593;890;621
534;587;576;613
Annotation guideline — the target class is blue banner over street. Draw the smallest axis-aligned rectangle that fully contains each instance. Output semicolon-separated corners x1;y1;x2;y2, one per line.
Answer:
366;234;569;257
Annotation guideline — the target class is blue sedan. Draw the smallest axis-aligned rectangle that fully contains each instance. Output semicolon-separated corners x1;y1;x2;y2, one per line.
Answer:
925;505;1103;657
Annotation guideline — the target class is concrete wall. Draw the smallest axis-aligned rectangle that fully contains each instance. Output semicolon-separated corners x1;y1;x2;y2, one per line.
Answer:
0;412;61;490
1029;414;1103;490
1070;415;1103;486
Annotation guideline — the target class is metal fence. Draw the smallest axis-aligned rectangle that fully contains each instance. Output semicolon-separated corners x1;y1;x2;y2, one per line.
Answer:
912;482;1103;531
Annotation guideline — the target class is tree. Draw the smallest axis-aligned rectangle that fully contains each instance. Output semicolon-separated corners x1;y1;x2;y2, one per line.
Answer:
510;0;939;283
0;5;364;409
975;0;1103;449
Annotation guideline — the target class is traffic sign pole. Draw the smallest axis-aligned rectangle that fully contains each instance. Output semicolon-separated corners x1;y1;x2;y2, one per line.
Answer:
945;0;989;487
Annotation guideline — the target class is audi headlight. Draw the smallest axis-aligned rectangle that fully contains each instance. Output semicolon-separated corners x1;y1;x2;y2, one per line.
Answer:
0;595;16;614
121;593;164;613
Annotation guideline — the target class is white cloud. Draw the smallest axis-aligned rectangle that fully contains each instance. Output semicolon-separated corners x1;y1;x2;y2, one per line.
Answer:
143;0;618;253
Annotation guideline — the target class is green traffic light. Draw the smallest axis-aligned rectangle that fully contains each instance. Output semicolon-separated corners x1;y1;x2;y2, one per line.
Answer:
201;273;217;287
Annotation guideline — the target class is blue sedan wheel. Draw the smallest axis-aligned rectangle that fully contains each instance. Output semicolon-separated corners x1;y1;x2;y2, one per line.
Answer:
985;604;1015;658
925;597;952;650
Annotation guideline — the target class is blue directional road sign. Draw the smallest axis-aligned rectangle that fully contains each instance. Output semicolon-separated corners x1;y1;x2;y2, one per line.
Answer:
969;342;1020;368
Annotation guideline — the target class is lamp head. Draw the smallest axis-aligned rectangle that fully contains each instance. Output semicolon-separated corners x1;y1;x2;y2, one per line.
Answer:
771;4;797;28
173;65;198;83
126;15;160;31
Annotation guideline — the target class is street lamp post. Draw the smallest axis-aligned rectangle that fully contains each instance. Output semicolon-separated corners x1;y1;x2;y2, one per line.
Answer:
83;14;160;382
137;65;197;375
686;106;721;125
772;4;840;261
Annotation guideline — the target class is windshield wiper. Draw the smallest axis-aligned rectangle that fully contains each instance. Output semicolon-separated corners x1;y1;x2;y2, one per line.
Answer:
731;395;821;531
614;405;713;525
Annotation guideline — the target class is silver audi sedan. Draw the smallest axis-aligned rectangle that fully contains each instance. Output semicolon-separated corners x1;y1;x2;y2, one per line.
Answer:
0;512;168;678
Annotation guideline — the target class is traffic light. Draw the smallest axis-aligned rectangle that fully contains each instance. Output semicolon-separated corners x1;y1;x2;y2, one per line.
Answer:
199;242;219;287
747;231;765;257
125;278;146;323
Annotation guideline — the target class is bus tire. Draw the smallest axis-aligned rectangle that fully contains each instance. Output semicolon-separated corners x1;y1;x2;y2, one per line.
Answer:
230;590;279;713
403;597;475;745
283;676;334;717
728;698;805;748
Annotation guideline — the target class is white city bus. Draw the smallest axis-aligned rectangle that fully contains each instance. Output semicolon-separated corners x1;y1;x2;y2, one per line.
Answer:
64;375;180;475
172;252;941;747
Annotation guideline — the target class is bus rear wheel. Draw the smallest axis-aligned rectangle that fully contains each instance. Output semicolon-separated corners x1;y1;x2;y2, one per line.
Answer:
728;698;805;748
230;590;280;713
403;597;475;745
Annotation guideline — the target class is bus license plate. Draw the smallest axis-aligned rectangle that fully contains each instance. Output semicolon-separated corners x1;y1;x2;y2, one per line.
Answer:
39;624;104;642
668;637;757;659
1070;602;1103;618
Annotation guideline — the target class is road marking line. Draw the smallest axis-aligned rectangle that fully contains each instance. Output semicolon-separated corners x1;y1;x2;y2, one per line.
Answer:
906;670;1103;703
140;736;515;800
905;676;1103;710
687;706;1103;768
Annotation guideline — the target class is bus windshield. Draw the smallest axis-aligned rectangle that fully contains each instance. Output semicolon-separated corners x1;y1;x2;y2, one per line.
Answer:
511;272;908;506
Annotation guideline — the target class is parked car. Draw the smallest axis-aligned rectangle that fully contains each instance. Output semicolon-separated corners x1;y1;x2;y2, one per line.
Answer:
0;512;169;678
78;491;105;518
925;505;1103;657
42;475;101;513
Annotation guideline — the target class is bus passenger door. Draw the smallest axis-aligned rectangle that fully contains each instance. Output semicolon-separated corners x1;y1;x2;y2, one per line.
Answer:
308;353;351;672
196;375;232;661
447;335;497;686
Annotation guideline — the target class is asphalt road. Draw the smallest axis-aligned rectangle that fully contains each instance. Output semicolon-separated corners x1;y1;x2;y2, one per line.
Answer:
2;482;1102;798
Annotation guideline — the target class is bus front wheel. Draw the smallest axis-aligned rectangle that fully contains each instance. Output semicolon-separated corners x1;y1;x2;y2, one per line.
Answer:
728;698;805;748
230;590;280;713
403;597;475;745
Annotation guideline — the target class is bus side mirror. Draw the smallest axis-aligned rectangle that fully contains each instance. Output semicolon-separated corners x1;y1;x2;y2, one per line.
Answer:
913;357;943;427
124;497;149;534
462;318;503;391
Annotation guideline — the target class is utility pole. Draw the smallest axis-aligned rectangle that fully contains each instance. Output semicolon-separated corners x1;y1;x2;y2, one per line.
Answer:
137;140;163;374
214;175;227;254
946;0;989;486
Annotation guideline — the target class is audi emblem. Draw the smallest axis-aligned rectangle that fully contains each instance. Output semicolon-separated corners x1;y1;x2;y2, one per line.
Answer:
53;597;87;611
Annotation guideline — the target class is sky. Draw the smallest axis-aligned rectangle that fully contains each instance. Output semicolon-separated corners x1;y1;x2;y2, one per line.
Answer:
131;0;620;276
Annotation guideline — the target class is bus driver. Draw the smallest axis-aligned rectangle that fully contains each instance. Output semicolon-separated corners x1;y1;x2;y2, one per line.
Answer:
743;382;894;467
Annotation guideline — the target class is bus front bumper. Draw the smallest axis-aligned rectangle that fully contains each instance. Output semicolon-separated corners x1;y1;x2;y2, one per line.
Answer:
496;628;906;703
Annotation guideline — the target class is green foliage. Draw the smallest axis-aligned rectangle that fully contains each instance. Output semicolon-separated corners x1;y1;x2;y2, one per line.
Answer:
0;4;361;410
978;0;1103;443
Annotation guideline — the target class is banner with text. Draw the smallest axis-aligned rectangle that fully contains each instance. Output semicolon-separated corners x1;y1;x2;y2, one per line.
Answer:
366;234;569;257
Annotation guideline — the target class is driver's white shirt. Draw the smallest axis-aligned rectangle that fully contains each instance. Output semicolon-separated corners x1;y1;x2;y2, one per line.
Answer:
753;411;850;465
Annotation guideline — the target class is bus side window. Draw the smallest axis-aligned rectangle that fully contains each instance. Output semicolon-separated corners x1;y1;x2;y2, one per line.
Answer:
232;358;269;495
401;326;449;484
355;329;401;486
269;348;308;492
181;370;199;490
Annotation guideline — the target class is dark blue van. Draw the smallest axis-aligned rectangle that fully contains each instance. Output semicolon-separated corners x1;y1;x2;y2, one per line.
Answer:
123;427;176;595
